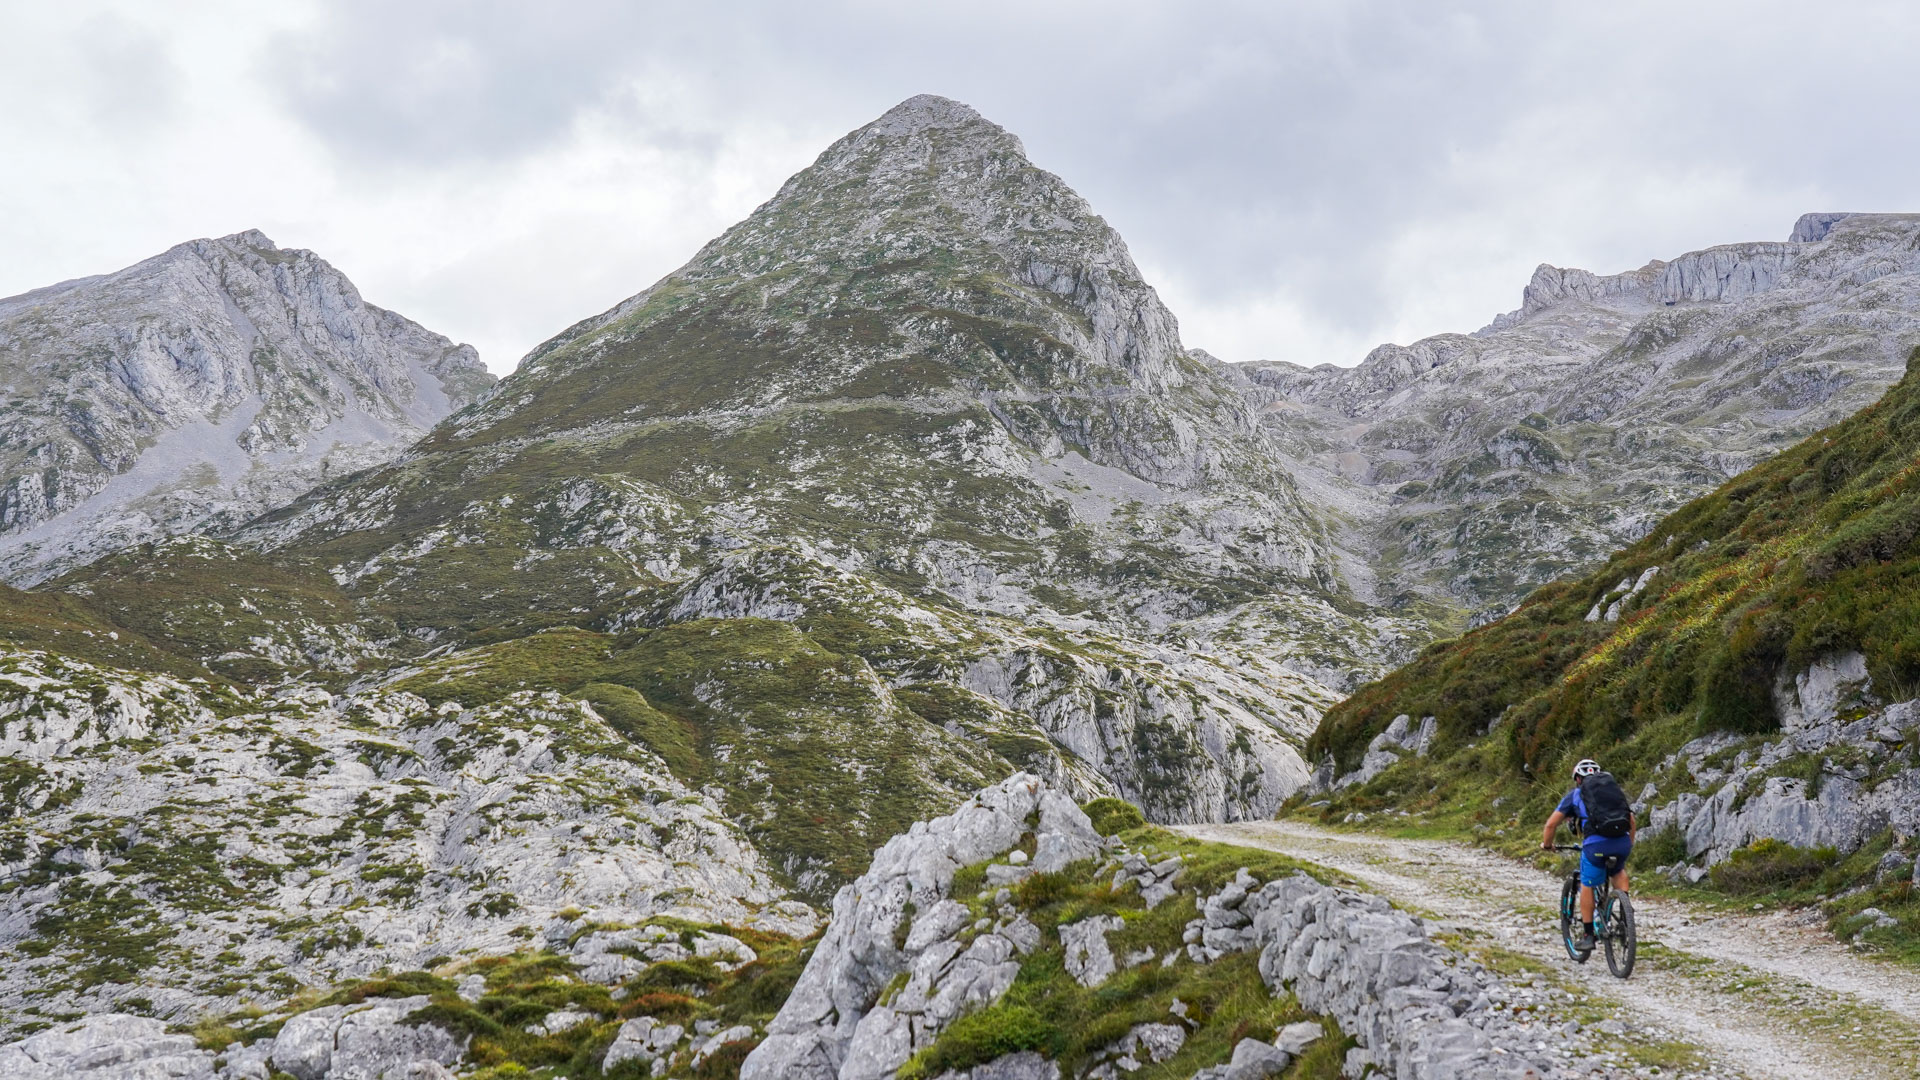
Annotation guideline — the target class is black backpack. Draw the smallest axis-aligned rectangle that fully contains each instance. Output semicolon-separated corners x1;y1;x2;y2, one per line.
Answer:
1581;772;1633;838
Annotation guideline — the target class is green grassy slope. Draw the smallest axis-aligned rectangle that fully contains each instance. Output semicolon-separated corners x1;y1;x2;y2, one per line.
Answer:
1298;348;1920;954
1312;346;1920;779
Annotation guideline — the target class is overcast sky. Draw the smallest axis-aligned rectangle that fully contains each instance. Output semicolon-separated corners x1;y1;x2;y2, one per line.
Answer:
5;1;1918;374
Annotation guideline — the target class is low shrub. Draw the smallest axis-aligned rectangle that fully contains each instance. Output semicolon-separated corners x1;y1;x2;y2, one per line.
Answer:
619;990;704;1021
902;1003;1054;1077
1710;838;1836;894
1012;871;1077;909
692;1037;760;1079
1631;827;1687;869
1081;797;1146;836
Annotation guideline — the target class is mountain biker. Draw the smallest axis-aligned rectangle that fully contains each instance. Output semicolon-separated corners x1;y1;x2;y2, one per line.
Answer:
1540;758;1636;951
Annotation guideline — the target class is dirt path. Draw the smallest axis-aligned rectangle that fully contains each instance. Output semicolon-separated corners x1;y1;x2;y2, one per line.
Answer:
1176;820;1920;1080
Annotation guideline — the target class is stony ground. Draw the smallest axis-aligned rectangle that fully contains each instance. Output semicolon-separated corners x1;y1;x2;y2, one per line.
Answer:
1178;821;1920;1080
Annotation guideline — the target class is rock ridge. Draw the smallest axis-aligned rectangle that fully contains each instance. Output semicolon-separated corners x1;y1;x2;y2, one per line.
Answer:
0;231;493;584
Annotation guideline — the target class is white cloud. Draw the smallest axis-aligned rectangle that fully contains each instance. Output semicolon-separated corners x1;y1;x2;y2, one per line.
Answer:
1;1;1917;374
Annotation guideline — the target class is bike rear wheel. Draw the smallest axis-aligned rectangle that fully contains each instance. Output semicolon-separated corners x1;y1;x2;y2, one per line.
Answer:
1604;893;1636;978
1560;876;1592;963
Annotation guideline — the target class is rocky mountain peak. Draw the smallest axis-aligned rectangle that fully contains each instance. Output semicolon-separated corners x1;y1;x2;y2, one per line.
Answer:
1789;211;1856;242
826;92;1027;164
216;227;278;250
493;93;1197;436
0;232;493;584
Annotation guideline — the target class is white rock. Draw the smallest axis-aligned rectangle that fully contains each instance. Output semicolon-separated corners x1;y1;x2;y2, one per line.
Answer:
0;232;493;586
0;1014;215;1079
603;1017;685;1072
267;996;465;1080
1060;915;1125;987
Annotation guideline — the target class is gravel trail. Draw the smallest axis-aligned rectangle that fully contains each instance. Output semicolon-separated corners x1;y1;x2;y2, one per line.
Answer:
1176;820;1920;1080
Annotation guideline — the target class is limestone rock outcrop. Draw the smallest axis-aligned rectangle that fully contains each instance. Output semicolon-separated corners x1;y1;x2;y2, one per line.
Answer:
742;774;1099;1080
1645;679;1920;867
0;647;807;1031
0;1014;217;1079
745;774;1615;1079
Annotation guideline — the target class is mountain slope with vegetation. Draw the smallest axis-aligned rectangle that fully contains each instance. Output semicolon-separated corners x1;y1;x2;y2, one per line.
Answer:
0;232;494;585
0;97;1368;1034
1304;346;1920;957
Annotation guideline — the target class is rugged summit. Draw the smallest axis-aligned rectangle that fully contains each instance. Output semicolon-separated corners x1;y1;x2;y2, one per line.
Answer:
0;231;493;584
220;95;1391;830
401;93;1339;625
1250;212;1920;621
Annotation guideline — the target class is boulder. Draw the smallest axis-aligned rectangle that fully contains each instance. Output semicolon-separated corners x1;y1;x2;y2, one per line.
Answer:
930;1051;1058;1080
269;996;466;1080
603;1017;686;1073
1775;652;1875;731
0;1014;215;1079
1060;915;1125;987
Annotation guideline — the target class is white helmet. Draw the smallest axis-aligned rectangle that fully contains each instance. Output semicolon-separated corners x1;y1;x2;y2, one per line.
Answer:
1572;759;1601;780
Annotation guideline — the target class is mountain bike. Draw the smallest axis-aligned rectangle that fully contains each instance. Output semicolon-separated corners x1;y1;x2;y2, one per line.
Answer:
1554;844;1636;977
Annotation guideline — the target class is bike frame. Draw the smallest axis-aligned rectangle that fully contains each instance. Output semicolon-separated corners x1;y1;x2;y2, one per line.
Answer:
1553;843;1636;977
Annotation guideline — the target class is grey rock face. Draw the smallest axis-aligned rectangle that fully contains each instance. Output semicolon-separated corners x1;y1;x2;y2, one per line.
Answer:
1188;1035;1292;1080
1083;1022;1184;1079
1247;212;1920;622
1773;651;1876;732
1646;692;1920;864
747;773;1613;1080
930;1051;1058;1080
0;648;808;1032
1321;714;1436;791
603;1016;688;1074
1060;915;1124;987
0;1014;215;1079
0;231;492;584
1790;212;1857;243
267;996;464;1080
742;774;1098;1080
1244;874;1566;1079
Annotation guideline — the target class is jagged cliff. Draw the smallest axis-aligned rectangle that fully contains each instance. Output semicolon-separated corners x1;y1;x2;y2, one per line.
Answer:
0;231;494;585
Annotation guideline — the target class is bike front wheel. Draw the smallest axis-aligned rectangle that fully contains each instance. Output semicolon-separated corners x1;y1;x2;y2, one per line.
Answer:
1604;893;1636;978
1560;876;1591;963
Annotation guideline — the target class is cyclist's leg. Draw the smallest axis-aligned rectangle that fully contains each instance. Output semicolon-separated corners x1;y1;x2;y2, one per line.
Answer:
1578;849;1608;932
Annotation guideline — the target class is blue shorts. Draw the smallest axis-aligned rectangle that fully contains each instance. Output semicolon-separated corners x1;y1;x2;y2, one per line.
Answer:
1581;837;1632;887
